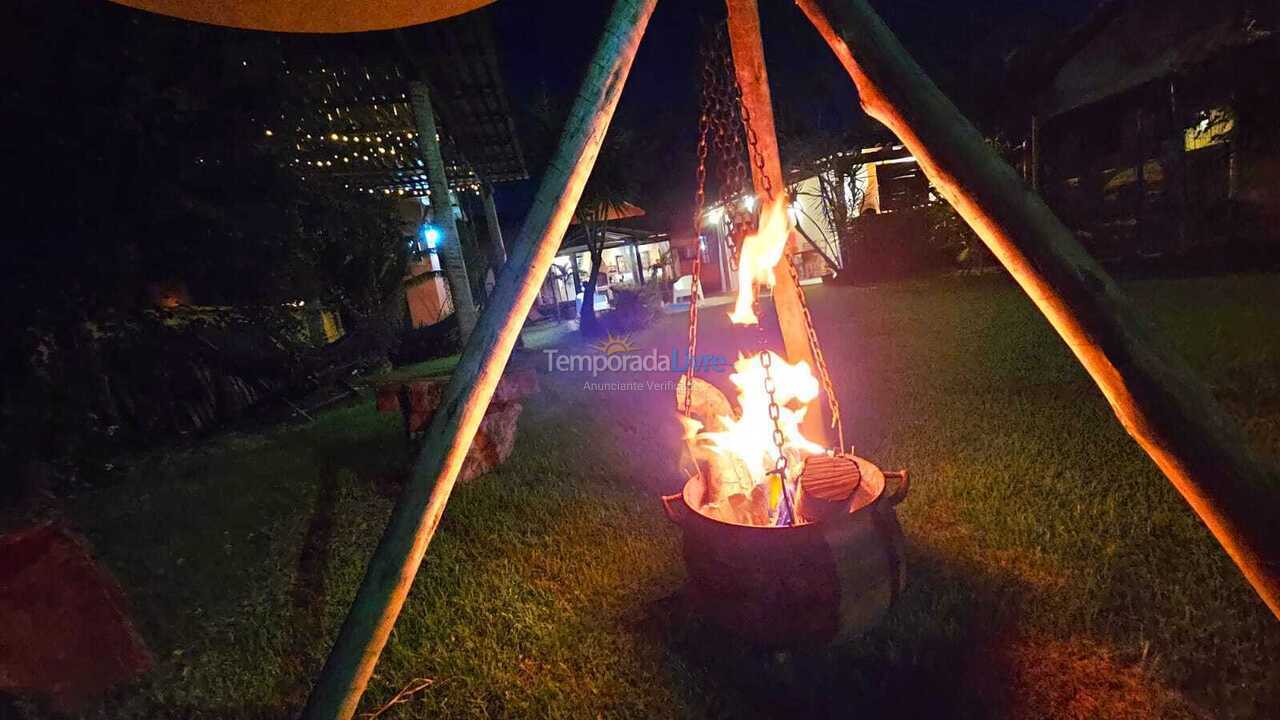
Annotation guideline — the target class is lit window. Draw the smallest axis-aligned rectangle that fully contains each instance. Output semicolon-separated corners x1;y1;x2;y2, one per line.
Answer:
1184;107;1235;151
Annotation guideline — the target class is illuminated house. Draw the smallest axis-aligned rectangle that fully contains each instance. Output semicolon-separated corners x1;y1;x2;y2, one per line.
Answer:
688;143;927;291
540;224;673;316
1014;0;1280;260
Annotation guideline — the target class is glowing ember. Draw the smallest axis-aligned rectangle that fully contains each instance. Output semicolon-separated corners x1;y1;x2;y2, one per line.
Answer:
681;351;825;525
728;194;792;326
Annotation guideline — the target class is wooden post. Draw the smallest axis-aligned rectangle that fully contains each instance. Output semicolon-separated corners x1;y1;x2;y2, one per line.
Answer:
725;0;830;447
1030;114;1041;192
632;240;645;285
1134;108;1146;251
300;2;658;717
482;183;508;268
1166;78;1189;254
716;230;731;295
797;0;1280;618
410;81;478;342
570;252;583;295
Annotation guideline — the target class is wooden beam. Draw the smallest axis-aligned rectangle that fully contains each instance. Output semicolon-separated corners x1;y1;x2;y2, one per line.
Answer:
796;0;1280;618
482;183;508;267
725;0;830;447
1030;114;1041;192
300;2;659;717
632;240;646;285
410;80;479;342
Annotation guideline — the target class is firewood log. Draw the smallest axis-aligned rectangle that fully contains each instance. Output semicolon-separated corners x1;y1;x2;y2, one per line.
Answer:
675;376;734;432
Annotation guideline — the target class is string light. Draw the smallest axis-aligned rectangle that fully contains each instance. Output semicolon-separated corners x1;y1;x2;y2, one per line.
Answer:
261;67;500;201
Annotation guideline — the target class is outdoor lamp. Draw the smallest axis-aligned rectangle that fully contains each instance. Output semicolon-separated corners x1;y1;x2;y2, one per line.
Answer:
421;224;442;251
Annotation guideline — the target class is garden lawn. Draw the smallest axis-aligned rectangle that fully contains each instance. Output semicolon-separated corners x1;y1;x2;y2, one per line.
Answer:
65;273;1280;719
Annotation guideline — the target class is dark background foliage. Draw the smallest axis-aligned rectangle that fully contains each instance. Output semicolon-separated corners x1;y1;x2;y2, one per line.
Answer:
1;2;410;471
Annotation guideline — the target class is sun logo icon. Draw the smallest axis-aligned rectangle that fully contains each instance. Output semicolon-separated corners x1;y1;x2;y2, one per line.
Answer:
591;332;638;355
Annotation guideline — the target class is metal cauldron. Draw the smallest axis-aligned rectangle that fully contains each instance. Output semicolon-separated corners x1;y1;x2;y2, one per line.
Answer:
661;456;908;647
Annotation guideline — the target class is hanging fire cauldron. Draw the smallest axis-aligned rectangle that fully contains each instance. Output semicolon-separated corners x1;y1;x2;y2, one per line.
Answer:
661;457;908;648
661;21;912;648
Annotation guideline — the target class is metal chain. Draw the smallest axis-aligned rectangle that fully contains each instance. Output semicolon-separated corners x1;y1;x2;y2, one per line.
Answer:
730;70;774;203
759;349;796;524
682;42;714;419
706;24;746;272
682;22;761;417
706;22;795;493
784;258;845;452
681;20;845;511
723;26;845;454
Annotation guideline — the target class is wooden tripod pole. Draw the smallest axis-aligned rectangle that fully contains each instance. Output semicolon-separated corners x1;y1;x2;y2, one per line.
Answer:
301;2;658;717
725;0;830;447
796;0;1280;618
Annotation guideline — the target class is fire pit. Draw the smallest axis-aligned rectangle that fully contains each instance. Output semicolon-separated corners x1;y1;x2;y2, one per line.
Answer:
661;82;913;646
662;457;907;647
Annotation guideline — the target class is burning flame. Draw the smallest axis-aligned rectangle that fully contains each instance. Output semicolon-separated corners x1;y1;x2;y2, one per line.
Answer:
682;193;823;525
682;351;825;525
728;194;792;326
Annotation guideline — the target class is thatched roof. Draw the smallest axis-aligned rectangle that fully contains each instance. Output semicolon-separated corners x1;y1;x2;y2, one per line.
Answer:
272;8;527;198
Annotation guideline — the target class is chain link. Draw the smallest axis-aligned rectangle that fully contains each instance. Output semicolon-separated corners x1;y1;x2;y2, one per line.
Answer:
784;258;845;452
681;21;845;521
682;40;714;419
759;350;796;524
730;70;774;203
684;22;762;417
723;21;844;454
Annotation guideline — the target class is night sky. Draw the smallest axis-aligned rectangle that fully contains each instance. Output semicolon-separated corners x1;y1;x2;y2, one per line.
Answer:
485;0;1101;234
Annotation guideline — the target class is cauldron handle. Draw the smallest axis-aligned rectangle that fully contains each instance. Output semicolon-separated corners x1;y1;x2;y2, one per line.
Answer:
882;469;910;506
661;492;688;524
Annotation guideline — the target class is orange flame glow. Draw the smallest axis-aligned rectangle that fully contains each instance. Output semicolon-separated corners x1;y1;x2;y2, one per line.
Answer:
728;194;792;326
683;351;825;524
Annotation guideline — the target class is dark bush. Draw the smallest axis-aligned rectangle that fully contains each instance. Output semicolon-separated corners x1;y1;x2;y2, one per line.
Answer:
604;285;662;333
840;208;949;283
2;305;331;469
838;202;1000;285
923;201;998;271
391;314;460;366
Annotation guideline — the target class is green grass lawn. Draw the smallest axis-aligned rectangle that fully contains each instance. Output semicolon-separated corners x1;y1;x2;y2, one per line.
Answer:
65;273;1280;719
367;355;460;384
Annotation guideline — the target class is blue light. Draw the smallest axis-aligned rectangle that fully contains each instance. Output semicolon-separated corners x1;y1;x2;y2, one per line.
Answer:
421;225;442;250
